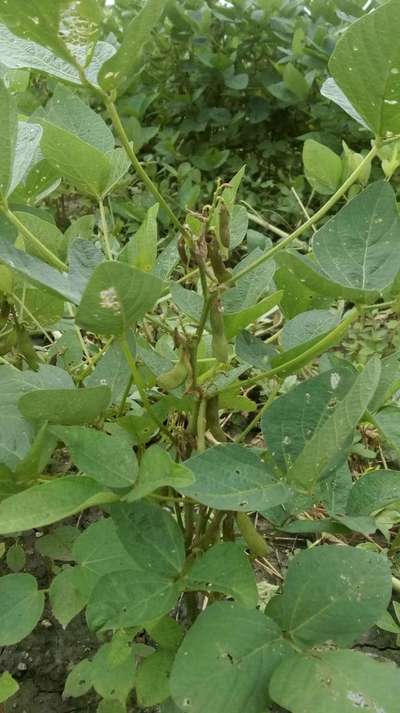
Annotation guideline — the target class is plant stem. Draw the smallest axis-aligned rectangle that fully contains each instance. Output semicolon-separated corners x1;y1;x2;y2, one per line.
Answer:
11;292;55;344
2;207;67;272
219;307;359;394
197;397;207;452
225;145;378;287
98;198;113;260
120;336;175;444
235;381;280;443
106;101;184;234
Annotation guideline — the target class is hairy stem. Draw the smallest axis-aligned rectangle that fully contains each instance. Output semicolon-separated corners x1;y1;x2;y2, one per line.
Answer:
225;145;378;286
106;101;184;234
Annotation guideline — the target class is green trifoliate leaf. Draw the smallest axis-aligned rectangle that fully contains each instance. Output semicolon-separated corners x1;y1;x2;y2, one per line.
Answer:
0;672;19;703
99;0;168;94
286;358;380;492
19;385;111;425
268;545;391;647
126;444;194;501
0;78;17;197
313;182;400;298
170;602;291;713
0;477;116;535
303;139;342;195
0;573;44;645
183;444;291;511
136;649;174;707
111;500;185;578
49;566;87;628
185;543;258;608
76;261;164;336
280;309;340;353
0;24;115;86
346;469;400;516
51;426;138;490
329;0;400;137
270;650;400;713
262;364;356;474
72;518;139;599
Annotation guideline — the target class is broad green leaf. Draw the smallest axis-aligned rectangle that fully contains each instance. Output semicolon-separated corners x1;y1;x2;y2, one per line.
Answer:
0;364;72;471
49;566;87;627
0;25;115;86
321;77;369;130
127;444;194;501
146;616;184;651
235;330;277;370
36;525;79;561
0;672;19;703
68;238;103;299
287;358;380;492
136;650;174;707
229;204;249;249
183;444;290;511
0;79;17;196
41;118;112;198
102;147;131;198
99;0;168;93
170;602;291;713
86;569;181;632
51;426;138;489
72;518;139;600
15;285;64;329
46;86;114;154
6;543;26;572
369;350;400;412
303;139;342;194
313;182;400;296
262;365;356;474
226;249;275;310
9;121;43;197
317;461;353;514
63;659;93;698
276;250;380;304
11;158;61;205
281;309;339;352
224;291;282;339
124;203;159;273
274;261;331;318
270;650;400;713
170;283;203;323
0;476;116;534
373;406;400;455
347;470;400;515
111;500;185;577
329;0;400;136
0;240;79;303
186;543;258;608
0;573;44;645
270;545;391;647
84;340;132;404
0;1;79;63
91;641;136;703
15;211;67;263
283;63;309;101
76;261;164;336
19;385;111;425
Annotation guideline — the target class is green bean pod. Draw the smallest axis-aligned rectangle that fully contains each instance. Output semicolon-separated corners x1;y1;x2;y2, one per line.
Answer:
236;512;269;557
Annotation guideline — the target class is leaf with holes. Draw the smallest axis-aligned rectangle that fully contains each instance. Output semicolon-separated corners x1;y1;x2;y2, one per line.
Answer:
182;444;291;511
170;602;291;713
